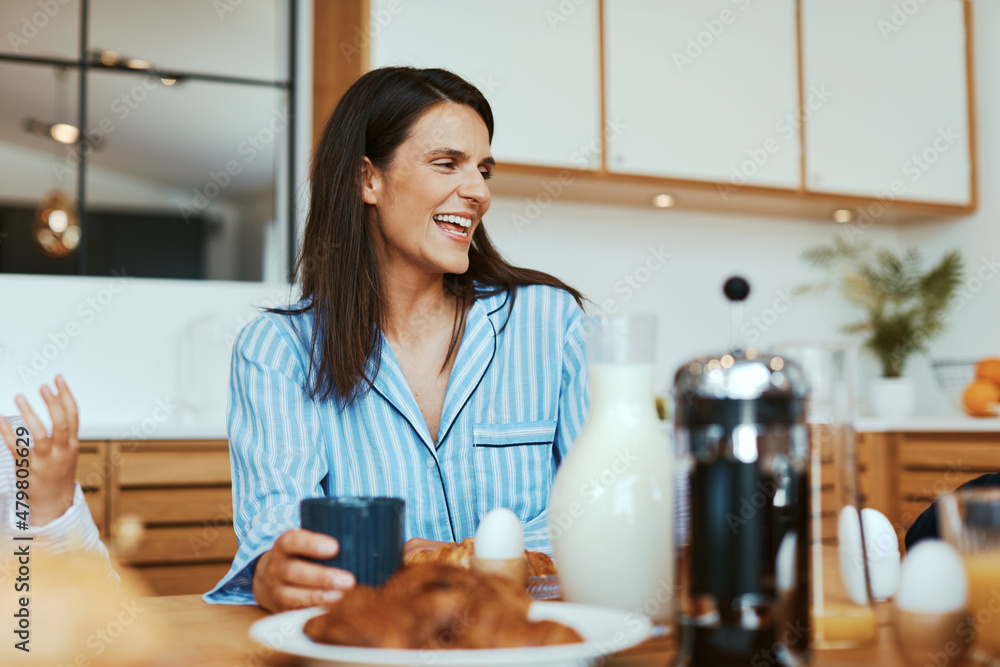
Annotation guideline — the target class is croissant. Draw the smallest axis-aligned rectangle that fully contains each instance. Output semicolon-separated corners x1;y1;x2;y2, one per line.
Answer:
303;563;582;649
403;537;558;576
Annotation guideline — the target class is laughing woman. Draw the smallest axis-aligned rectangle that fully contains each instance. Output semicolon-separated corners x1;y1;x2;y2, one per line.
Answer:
206;68;588;610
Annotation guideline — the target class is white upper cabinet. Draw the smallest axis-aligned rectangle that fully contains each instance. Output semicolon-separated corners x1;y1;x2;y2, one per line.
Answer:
802;0;971;205
368;0;602;169
603;0;801;189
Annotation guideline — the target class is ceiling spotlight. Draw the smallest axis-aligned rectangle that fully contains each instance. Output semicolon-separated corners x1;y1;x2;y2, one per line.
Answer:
23;118;84;145
92;50;154;71
832;208;854;223
160;77;178;86
49;122;79;144
98;50;120;66
652;193;676;208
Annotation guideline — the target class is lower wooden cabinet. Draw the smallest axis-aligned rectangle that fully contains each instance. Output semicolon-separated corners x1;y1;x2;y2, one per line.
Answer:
77;442;108;534
858;430;1000;552
77;430;997;593
81;439;238;597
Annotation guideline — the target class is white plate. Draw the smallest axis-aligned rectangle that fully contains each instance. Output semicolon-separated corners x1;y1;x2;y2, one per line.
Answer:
249;601;652;667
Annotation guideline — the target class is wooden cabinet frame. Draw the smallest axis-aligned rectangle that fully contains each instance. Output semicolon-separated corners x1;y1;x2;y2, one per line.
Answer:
858;430;1000;552
313;0;977;222
82;439;236;596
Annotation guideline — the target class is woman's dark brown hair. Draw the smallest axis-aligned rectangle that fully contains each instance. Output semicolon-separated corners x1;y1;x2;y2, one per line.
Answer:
278;67;584;406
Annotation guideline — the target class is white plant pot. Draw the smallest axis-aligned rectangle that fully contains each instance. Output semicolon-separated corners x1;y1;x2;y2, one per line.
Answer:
870;377;916;419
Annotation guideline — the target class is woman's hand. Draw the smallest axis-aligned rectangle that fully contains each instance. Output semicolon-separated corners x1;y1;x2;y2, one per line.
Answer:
403;537;452;561
252;529;356;612
0;376;80;527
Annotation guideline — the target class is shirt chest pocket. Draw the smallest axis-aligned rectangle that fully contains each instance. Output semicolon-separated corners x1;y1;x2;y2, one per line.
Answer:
472;420;558;523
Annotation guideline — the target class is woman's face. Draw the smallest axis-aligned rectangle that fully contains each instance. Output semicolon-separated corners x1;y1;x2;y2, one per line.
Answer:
363;101;494;278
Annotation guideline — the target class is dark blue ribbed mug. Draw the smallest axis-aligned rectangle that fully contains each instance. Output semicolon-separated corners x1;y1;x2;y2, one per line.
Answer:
300;496;405;587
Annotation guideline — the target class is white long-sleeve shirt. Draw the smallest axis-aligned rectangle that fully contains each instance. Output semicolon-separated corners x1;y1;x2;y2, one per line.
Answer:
0;416;115;579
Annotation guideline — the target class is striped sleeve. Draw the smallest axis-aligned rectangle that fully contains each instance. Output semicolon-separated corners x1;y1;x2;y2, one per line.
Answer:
204;314;325;605
522;296;590;553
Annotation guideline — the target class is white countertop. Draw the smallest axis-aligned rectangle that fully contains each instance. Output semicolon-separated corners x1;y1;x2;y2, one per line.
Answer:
75;415;1000;441
855;415;1000;433
79;423;228;441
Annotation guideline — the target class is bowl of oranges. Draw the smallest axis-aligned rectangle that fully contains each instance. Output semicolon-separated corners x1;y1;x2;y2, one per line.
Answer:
932;358;1000;417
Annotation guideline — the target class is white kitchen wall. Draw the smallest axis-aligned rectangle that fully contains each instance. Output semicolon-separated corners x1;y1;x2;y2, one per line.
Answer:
0;199;897;436
898;0;1000;415
0;275;296;437
2;0;995;435
484;198;897;401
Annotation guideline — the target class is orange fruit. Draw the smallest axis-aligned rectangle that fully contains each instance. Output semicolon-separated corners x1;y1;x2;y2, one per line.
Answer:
976;357;1000;384
963;379;1000;417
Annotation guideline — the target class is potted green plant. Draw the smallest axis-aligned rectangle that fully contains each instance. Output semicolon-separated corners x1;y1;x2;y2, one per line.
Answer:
801;238;964;418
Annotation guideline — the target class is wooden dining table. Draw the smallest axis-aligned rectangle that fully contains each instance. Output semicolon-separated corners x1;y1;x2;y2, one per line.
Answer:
143;594;913;666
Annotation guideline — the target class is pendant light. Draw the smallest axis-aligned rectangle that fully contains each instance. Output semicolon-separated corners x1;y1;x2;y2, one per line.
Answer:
29;68;81;259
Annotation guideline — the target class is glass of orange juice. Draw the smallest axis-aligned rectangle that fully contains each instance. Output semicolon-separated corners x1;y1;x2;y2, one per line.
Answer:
775;343;878;650
939;488;1000;663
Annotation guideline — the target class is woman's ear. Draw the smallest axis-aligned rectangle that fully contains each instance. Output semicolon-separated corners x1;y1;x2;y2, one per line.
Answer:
361;157;380;206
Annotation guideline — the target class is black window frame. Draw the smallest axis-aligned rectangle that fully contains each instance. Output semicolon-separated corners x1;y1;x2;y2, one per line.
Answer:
0;0;298;281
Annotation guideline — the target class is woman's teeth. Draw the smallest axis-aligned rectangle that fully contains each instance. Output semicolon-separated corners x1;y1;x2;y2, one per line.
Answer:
433;214;472;228
440;225;467;237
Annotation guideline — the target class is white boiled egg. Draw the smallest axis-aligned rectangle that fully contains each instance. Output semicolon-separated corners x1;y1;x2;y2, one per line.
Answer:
896;540;967;613
838;507;901;603
474;508;525;559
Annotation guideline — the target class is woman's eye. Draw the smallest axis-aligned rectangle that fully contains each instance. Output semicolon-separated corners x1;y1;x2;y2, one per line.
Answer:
434;161;456;169
481;171;493;181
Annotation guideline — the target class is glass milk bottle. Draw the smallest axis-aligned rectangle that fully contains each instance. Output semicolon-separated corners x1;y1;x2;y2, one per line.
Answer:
549;313;674;623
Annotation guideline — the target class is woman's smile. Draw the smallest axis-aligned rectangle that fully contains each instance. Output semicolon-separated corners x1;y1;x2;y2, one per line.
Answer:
433;212;475;241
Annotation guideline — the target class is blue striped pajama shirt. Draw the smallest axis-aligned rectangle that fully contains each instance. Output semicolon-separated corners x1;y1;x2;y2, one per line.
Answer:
205;284;589;605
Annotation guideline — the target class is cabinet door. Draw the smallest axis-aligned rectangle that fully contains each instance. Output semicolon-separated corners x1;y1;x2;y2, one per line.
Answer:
604;0;801;188
802;0;971;205
369;0;602;169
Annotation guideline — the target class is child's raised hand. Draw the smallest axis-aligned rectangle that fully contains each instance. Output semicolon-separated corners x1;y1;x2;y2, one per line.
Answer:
1;376;80;527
